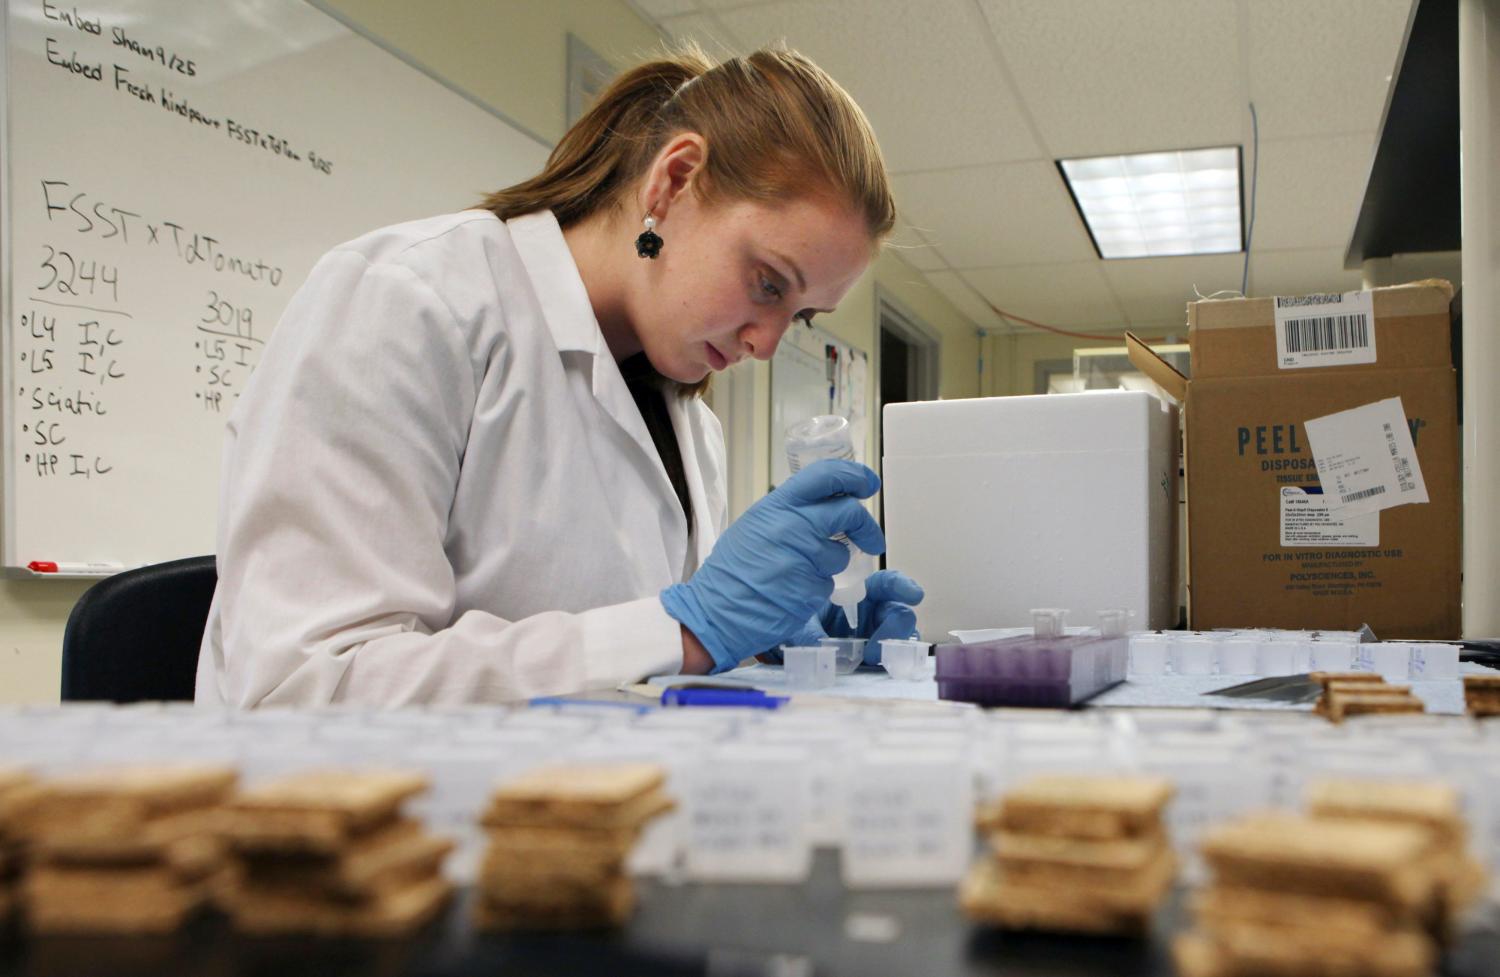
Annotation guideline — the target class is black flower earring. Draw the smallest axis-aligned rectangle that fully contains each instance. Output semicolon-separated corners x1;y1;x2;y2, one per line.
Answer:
635;214;663;259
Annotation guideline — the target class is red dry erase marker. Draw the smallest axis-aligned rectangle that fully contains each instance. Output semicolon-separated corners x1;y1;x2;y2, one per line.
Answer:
28;561;58;573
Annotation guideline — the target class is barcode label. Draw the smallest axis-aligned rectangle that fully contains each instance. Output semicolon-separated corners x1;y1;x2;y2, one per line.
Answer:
1383;422;1415;491
1282;313;1370;353
1341;485;1386;504
1273;290;1376;369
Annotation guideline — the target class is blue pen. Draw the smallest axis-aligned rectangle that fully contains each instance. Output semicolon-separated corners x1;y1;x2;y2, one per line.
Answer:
660;688;788;709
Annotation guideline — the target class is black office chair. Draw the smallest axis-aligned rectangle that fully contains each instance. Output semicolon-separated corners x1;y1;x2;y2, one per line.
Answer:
61;556;218;703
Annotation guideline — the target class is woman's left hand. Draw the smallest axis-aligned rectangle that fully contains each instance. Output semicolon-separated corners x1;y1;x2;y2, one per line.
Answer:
786;569;924;664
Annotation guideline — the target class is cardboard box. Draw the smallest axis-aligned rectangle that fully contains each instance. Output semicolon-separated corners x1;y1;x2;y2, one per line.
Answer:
882;390;1178;640
1129;281;1459;640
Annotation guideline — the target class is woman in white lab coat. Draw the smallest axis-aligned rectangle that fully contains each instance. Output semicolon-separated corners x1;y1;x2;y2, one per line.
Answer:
196;45;923;707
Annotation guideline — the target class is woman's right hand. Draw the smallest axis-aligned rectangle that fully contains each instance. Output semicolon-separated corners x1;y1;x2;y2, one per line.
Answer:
661;459;884;673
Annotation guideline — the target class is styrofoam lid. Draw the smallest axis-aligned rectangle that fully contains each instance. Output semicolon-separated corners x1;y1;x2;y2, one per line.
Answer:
883;390;1169;458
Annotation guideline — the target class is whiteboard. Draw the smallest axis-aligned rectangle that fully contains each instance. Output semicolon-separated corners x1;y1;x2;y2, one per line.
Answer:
768;323;868;489
0;0;550;576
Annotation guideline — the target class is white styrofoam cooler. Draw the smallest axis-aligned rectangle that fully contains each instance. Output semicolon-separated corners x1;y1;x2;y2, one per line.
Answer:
882;390;1178;639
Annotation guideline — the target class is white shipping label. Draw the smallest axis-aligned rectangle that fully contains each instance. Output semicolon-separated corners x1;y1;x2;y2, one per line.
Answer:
1279;486;1379;546
1303;397;1428;517
1273;290;1376;369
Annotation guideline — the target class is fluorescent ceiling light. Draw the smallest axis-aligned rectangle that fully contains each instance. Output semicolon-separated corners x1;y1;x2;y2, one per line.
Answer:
1058;147;1244;259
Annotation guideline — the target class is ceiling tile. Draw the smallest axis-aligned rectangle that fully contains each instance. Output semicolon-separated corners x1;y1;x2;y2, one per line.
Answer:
892;162;1096;268
1247;0;1413;139
962;262;1127;329
924;270;1007;330
1247;247;1365;298
1101;252;1246;325
978;0;1243;158
714;0;1041;172
888;214;948;272
1248;132;1376;251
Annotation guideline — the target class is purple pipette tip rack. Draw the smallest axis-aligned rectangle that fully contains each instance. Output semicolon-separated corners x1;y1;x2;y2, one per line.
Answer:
932;633;1128;708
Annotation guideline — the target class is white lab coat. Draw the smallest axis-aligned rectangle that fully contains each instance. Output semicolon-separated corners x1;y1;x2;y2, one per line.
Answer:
195;210;727;707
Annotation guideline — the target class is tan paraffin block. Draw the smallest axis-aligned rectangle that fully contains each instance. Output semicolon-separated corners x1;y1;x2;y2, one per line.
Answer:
12;766;236;848
1306;780;1462;842
35;765;236;813
989;849;1177;909
0;769;33;801
240;824;453;901
0;782;44;849
980;776;1174;840
1316;684;1409;715
0;771;36;853
23;863;221;934
479;831;630;886
991;831;1168;872
1173;933;1229;977
1464;691;1500;717
481;765;671;830
481;787;674;834
1324;682;1408;696
958;859;1155;935
226;771;427;854
483;823;638;858
225;873;451;938
1209;921;1435;977
474;878;636;930
1326;694;1425;723
1310;672;1386;687
35;806;228;871
477;869;633;912
1191;885;1407;938
1199;813;1437;909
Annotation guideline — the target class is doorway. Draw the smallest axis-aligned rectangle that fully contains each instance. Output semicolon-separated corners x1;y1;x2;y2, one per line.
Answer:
875;289;941;543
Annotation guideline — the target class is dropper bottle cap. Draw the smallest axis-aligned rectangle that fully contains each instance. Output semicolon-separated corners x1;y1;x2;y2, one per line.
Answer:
1097;608;1132;638
1031;608;1068;638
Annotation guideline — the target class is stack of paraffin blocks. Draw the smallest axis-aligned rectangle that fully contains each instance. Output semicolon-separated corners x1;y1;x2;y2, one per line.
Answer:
1311;671;1425;723
12;765;237;933
960;775;1177;935
1464;674;1500;717
474;764;675;930
0;769;37;926
219;770;453;937
1174;779;1488;977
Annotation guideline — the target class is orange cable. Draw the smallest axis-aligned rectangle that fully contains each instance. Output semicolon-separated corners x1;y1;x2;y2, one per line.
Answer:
980;296;1128;343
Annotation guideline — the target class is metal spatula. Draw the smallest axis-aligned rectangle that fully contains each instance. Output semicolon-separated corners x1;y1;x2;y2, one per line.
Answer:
1204;674;1325;704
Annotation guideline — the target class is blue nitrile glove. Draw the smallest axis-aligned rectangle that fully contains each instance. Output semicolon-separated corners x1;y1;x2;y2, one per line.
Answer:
661;459;884;673
784;570;925;665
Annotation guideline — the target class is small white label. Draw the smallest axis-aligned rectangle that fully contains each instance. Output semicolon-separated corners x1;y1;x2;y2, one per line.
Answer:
841;752;972;888
1279;486;1379;546
684;749;811;883
1304;397;1428;517
1273;290;1376;369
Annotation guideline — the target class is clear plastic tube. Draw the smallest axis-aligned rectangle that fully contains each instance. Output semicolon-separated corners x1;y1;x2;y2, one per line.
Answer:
785;415;869;628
